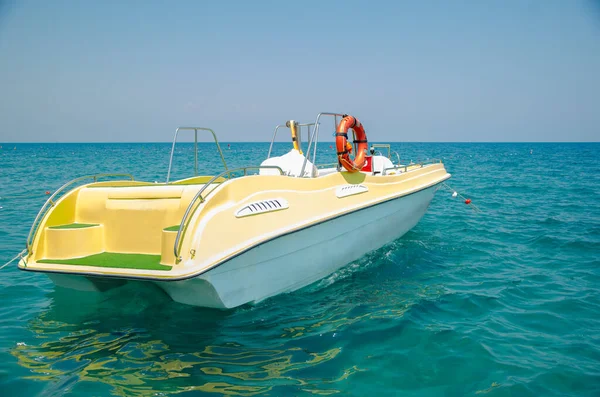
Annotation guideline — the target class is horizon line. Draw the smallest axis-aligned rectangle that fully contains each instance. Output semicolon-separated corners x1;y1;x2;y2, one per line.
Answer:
1;141;599;145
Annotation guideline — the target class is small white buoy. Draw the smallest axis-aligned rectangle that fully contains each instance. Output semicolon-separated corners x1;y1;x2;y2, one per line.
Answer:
530;149;533;154
452;191;458;198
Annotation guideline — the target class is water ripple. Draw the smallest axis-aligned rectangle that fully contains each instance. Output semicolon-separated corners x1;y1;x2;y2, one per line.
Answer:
1;142;599;396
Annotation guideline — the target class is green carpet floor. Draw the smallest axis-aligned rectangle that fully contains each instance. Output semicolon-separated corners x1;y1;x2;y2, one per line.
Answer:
48;223;99;229
38;252;171;271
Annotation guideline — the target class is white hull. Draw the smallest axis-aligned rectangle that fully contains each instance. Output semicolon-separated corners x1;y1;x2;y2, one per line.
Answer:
158;184;439;308
47;184;439;309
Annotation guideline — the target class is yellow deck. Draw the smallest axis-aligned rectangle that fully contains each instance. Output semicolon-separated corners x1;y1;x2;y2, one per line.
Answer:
20;163;450;279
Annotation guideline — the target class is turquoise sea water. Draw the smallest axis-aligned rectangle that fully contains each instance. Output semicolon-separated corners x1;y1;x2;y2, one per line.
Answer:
1;141;599;396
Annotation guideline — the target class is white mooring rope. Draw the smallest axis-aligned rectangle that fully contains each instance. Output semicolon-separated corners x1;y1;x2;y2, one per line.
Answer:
1;249;27;271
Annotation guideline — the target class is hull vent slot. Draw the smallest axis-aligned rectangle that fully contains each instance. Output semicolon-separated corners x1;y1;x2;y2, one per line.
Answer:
336;184;369;198
235;198;289;218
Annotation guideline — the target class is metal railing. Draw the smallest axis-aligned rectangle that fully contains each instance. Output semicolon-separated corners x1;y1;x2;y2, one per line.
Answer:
382;159;442;175
300;112;345;177
371;144;391;159
267;122;316;159
282;112;417;177
173;165;284;262
26;173;134;254
370;144;401;166
166;127;228;183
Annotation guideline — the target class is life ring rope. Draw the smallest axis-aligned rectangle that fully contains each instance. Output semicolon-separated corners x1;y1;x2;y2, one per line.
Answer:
335;115;368;172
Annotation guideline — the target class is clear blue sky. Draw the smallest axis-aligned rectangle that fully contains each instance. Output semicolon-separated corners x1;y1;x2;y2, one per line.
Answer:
0;0;599;142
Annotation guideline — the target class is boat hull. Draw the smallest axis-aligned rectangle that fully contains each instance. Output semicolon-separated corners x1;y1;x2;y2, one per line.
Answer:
158;184;439;308
44;183;440;309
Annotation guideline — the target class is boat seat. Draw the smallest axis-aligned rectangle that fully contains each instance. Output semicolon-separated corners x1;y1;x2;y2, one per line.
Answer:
72;184;209;254
370;155;395;175
259;149;318;178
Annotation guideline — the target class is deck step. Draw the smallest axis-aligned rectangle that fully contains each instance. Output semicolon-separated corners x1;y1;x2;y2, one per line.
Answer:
160;226;180;265
44;224;104;259
38;252;171;271
48;223;99;229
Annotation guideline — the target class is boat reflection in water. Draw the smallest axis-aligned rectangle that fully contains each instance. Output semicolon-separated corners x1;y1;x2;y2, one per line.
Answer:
11;242;446;396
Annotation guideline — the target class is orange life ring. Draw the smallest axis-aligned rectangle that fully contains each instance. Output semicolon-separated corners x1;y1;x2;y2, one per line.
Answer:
336;115;368;172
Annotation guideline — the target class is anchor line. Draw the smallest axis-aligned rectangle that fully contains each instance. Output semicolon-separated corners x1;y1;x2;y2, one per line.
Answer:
1;249;26;271
441;182;482;213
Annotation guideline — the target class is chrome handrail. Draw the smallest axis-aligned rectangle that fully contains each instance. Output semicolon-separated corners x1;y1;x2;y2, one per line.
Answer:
370;144;391;159
300;112;346;178
382;159;441;175
370;145;401;164
267;122;315;158
166;127;228;183
173;165;284;262
382;166;404;175
25;173;134;254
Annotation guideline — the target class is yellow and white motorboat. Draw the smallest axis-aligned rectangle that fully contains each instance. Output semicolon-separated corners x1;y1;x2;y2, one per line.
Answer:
18;112;451;309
